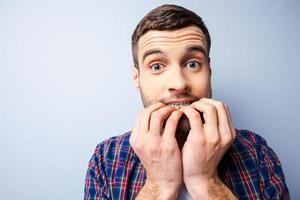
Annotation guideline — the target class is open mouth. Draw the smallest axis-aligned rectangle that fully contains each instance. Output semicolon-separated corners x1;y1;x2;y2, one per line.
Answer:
167;101;205;123
167;101;191;109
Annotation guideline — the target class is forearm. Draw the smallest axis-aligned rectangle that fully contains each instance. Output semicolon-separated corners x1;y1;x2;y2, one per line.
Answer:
136;181;179;200
187;178;237;200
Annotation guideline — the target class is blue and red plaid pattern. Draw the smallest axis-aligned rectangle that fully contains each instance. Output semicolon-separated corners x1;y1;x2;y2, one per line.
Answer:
84;129;289;199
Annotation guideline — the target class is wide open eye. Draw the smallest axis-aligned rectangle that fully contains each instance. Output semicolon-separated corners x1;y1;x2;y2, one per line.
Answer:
150;63;163;72
186;60;202;70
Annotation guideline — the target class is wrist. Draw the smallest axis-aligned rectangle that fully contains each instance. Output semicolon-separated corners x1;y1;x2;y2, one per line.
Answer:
184;176;218;199
144;180;181;200
185;177;237;200
185;180;210;199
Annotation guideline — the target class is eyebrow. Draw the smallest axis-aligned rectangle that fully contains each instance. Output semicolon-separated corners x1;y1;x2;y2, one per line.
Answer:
186;45;207;58
142;49;165;63
142;45;208;63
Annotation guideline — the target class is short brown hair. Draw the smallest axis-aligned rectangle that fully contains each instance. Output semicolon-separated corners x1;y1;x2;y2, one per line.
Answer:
131;4;211;69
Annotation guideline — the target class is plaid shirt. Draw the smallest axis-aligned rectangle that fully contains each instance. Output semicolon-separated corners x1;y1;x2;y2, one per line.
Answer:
84;130;289;199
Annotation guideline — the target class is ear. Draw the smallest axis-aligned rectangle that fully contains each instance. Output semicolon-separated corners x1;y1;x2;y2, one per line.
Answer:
208;57;212;76
132;66;140;89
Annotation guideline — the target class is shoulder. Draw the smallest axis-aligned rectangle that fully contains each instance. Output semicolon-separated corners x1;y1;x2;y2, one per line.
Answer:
233;129;282;161
89;131;133;166
235;130;290;198
221;129;289;199
84;132;136;198
229;129;282;165
234;129;284;170
95;131;131;154
235;129;267;146
87;131;135;182
221;129;274;176
233;129;270;154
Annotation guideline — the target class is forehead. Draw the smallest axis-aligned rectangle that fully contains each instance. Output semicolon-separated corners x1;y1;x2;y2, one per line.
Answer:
137;26;207;54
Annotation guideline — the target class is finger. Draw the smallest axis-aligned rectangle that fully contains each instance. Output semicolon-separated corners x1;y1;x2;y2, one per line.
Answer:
163;110;184;138
191;101;218;129
224;105;236;139
130;111;142;145
149;106;177;136
191;101;219;144
200;98;233;145
180;106;203;132
139;102;166;133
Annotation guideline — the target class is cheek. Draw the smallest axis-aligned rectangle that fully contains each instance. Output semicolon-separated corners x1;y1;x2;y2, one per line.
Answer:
140;75;165;97
190;74;211;92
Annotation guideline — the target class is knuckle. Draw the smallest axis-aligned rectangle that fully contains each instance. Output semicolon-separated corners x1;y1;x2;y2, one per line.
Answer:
166;116;177;126
197;136;206;145
163;145;176;155
216;101;226;109
221;133;232;145
190;110;200;118
215;100;223;106
207;104;216;113
135;142;145;152
133;137;145;149
133;140;140;148
148;143;159;154
152;109;161;117
144;109;152;117
152;109;166;121
209;135;220;145
151;112;162;122
199;139;207;146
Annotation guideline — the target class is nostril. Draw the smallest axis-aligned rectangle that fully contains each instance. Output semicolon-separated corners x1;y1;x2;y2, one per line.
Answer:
168;86;189;93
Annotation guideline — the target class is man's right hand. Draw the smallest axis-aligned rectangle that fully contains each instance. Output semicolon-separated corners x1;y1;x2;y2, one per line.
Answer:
129;103;183;200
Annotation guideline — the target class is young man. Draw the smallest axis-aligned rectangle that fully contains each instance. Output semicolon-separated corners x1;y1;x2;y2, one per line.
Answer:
84;4;289;200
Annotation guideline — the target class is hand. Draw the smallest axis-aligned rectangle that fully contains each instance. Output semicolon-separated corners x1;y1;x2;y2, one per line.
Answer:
180;98;236;198
130;103;183;199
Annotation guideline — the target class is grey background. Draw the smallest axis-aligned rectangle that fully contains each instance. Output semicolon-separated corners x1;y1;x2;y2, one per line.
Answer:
1;0;299;199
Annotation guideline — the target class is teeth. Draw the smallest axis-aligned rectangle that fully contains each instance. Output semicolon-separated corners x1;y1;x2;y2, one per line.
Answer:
168;102;190;109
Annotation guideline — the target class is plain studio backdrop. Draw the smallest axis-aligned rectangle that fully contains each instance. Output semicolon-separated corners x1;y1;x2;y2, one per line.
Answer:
1;0;299;199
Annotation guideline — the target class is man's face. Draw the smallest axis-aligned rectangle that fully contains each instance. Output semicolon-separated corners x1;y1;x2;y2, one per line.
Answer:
132;26;212;141
133;25;212;109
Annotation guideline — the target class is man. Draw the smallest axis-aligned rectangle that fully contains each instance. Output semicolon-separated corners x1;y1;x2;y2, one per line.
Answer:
84;4;289;200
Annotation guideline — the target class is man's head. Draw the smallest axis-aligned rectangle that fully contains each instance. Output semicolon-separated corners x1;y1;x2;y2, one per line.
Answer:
132;4;211;70
132;4;212;106
131;5;212;138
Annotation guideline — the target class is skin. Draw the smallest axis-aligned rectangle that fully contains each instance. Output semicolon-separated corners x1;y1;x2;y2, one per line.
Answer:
130;26;237;199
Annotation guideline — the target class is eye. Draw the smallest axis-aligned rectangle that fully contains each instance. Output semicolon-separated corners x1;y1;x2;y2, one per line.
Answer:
186;60;202;70
150;63;163;72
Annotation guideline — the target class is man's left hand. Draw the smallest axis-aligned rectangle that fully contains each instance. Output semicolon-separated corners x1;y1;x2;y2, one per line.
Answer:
180;98;237;199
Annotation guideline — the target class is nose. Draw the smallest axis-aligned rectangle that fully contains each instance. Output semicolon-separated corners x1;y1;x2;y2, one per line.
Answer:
167;66;189;93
